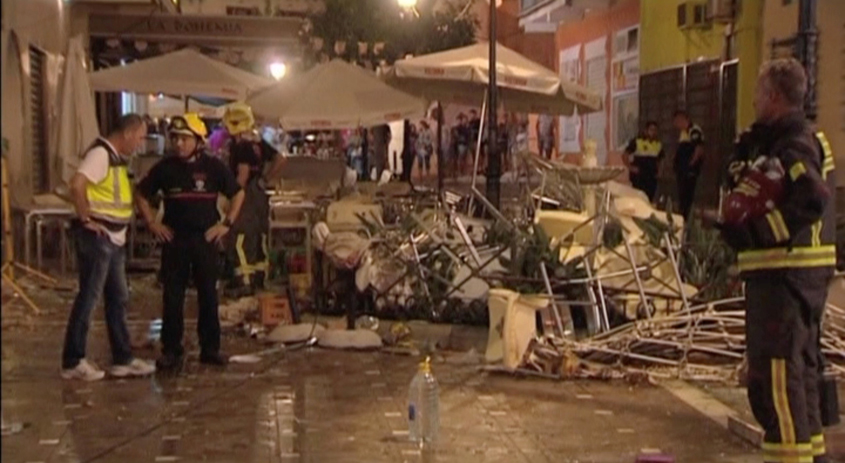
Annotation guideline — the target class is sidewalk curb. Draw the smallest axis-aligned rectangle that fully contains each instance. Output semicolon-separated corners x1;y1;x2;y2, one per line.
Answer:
662;380;845;459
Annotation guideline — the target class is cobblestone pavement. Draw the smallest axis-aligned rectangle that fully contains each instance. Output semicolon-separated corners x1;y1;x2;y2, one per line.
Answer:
1;273;760;463
2;324;760;463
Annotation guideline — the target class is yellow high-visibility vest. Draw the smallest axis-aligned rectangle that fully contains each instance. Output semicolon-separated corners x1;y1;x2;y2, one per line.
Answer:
634;138;662;158
85;139;133;226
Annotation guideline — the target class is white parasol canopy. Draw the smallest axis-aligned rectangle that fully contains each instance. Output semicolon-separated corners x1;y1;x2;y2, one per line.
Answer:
384;41;602;115
246;59;427;131
56;35;100;184
88;48;272;100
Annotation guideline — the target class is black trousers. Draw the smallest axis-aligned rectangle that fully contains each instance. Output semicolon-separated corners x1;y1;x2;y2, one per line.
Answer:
227;180;269;289
744;268;831;463
161;233;221;357
675;170;699;219
631;157;659;202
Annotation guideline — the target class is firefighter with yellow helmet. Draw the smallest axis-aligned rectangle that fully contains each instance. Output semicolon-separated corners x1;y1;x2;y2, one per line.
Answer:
136;113;245;371
222;103;286;297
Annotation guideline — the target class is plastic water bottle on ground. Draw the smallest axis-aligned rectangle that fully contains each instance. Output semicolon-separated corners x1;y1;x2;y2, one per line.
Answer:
408;356;439;446
148;319;162;343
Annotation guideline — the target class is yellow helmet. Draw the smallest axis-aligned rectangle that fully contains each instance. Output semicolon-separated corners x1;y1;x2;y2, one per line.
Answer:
223;102;255;136
169;113;208;140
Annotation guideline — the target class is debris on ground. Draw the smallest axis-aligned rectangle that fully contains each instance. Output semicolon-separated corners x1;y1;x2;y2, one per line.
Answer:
317;328;382;350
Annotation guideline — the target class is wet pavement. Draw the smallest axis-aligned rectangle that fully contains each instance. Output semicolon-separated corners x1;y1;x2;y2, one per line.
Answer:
1;276;760;463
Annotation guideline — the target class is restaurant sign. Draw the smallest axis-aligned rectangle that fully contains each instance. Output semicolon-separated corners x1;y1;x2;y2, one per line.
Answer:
89;14;303;46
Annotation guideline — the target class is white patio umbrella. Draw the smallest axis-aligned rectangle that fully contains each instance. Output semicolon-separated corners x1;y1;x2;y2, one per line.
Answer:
55;35;100;185
246;59;426;130
88;48;272;100
384;41;602;115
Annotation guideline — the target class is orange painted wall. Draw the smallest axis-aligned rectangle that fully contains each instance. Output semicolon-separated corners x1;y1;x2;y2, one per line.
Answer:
554;0;639;167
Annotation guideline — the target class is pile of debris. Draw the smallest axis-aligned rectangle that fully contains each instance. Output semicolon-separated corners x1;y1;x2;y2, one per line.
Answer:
510;298;845;382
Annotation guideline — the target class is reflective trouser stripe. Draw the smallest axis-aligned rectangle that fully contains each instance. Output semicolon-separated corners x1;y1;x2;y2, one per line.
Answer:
771;359;796;445
234;233;252;285
762;443;813;463
811;434;825;456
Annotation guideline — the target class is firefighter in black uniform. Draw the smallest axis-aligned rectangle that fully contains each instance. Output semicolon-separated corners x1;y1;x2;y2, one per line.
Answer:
136;113;245;371
222;103;286;297
622;120;664;202
705;59;834;463
672;110;705;219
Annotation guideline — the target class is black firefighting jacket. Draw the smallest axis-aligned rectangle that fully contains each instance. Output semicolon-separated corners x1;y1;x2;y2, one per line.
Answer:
723;111;835;274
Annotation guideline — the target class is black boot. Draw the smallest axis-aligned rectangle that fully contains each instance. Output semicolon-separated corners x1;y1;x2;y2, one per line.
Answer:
156;353;184;372
199;352;228;366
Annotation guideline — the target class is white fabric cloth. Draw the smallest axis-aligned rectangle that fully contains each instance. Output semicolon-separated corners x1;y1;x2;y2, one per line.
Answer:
88;49;272;100
317;328;382;350
76;143;126;246
385;42;602;116
246;59;426;130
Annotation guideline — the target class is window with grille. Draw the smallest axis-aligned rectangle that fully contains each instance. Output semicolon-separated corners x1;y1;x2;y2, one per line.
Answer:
29;46;49;194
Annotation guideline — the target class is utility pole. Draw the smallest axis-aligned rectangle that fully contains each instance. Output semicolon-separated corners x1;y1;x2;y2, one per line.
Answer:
485;0;501;211
797;0;818;121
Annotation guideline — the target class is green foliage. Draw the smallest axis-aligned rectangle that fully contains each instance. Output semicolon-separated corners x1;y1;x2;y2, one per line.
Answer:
306;0;478;67
496;224;581;294
680;217;741;301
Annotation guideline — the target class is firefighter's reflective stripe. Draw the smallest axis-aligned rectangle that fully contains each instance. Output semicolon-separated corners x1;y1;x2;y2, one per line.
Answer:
737;245;836;272
634;138;662;157
811;221;822;247
772;359;796;445
87;164;133;224
762;443;814;463
817;132;834;179
811;434;825;456
234;233;253;285
765;210;790;243
788;162;806;181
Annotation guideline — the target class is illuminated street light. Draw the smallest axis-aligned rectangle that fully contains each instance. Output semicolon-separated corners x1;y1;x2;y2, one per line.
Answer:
397;0;417;8
269;62;287;80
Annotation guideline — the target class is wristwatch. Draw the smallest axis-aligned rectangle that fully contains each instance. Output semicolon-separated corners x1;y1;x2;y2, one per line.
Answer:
222;217;233;227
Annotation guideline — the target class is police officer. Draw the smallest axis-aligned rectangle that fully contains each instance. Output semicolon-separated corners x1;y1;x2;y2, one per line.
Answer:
672;110;705;219
623;121;664;201
705;58;834;463
222;103;286;297
136;113;245;371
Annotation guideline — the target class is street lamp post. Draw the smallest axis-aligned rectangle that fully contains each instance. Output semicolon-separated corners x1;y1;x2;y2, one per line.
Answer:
485;0;501;211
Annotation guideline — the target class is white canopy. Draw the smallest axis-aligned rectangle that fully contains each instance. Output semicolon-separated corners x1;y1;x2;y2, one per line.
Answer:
56;35;100;184
246;59;426;131
384;41;602;115
88;48;272;100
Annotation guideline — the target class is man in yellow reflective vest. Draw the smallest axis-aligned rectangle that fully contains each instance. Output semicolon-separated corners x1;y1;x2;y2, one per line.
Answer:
706;58;834;463
62;114;156;381
622;121;664;201
221;103;286;297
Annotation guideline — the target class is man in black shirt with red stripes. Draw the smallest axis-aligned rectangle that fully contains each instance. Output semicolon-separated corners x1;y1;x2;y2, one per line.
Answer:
136;113;245;372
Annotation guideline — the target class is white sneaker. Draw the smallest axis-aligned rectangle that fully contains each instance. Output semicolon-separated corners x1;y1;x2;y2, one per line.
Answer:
110;359;156;378
61;359;106;381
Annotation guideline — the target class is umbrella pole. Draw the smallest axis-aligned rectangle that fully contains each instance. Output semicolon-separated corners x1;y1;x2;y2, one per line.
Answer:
436;102;443;197
468;93;488;215
183;96;189;112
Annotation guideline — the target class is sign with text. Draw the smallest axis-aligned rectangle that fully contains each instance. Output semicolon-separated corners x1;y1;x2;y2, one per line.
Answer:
89;14;303;46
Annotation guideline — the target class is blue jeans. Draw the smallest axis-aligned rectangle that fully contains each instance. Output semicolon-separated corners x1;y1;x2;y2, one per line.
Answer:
62;225;133;369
